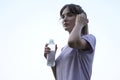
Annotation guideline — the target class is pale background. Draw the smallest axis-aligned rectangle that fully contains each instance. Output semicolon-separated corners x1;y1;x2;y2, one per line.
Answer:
0;0;120;80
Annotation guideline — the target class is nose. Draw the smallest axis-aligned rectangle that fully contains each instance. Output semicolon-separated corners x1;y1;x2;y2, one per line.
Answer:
63;16;68;22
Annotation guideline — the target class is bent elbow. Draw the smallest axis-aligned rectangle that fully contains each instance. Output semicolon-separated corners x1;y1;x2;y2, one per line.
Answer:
68;40;79;48
68;41;74;48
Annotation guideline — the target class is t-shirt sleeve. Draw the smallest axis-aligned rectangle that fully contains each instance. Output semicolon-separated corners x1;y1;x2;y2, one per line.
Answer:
82;34;96;52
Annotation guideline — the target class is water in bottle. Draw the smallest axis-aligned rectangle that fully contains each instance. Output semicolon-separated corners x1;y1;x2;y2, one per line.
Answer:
47;39;55;67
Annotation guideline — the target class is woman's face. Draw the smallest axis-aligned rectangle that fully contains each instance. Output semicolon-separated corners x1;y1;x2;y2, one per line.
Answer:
61;7;76;33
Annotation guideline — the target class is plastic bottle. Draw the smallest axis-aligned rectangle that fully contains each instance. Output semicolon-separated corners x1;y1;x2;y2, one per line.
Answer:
47;39;55;67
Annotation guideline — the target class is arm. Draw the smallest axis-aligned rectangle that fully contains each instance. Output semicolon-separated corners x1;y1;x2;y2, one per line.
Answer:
68;13;89;50
51;44;57;79
44;44;57;79
51;66;56;79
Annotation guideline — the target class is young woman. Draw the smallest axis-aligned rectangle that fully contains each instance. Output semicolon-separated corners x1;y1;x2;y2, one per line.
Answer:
44;4;96;80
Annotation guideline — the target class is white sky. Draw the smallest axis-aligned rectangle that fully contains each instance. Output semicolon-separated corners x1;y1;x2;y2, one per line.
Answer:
0;0;120;80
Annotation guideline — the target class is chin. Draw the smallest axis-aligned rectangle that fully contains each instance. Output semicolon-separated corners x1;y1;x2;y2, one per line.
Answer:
64;28;70;32
64;27;68;30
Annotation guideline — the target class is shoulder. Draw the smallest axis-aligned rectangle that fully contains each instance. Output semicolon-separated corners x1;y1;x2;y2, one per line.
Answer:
82;34;96;39
82;34;96;52
82;34;96;43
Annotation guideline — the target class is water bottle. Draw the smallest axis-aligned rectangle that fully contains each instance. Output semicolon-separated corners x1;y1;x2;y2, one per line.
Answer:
47;39;55;67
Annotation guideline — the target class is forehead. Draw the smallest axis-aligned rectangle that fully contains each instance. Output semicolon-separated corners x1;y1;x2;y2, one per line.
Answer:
62;7;70;15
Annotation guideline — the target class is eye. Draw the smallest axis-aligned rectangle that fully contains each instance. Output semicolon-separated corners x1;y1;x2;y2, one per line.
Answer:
67;13;74;17
61;13;74;19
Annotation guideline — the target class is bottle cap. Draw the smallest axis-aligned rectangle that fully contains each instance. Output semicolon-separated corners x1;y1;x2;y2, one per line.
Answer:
49;39;54;44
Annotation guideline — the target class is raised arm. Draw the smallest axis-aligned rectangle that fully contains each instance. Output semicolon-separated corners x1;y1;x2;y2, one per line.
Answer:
68;13;89;50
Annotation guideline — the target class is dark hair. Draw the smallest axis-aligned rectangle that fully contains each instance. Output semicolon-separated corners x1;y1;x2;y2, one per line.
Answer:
60;4;88;35
60;4;85;17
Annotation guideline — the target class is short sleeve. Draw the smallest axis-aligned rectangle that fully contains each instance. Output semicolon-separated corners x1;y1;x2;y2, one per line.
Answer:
82;34;96;52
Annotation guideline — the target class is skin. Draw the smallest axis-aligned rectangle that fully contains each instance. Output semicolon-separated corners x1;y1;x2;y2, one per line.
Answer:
61;7;89;49
61;7;76;33
44;7;89;79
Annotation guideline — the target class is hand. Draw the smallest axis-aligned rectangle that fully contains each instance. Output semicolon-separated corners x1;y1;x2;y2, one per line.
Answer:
75;13;89;27
44;44;57;58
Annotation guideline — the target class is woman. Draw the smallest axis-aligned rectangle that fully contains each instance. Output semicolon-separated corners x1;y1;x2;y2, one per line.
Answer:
44;4;96;80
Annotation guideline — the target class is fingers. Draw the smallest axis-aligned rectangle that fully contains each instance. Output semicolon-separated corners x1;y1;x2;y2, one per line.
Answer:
76;13;89;26
44;43;58;58
80;13;87;18
45;43;48;47
44;43;50;58
81;13;89;23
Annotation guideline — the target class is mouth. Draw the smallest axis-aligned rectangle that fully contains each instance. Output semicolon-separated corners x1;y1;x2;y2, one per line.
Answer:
63;23;69;27
63;23;69;31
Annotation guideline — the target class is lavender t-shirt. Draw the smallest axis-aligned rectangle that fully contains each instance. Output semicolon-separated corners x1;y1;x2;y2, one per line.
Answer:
55;34;96;80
